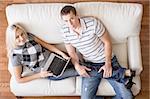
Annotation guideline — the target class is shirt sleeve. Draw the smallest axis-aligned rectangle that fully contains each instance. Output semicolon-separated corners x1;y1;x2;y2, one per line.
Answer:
61;27;70;44
95;18;106;37
11;54;22;67
63;34;70;44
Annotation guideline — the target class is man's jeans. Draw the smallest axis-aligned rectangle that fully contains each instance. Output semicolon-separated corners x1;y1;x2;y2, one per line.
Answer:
81;56;133;99
48;56;133;99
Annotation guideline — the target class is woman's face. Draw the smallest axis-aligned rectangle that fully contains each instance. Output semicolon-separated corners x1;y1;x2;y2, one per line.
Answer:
15;27;27;46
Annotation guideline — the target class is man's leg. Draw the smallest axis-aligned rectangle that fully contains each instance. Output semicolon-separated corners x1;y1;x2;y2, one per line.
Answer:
81;70;103;99
108;79;133;99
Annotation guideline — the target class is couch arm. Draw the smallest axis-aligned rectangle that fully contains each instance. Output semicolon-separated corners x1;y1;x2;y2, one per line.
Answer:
127;36;143;75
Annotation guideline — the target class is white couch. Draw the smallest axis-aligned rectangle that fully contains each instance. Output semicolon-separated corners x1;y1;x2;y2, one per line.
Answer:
6;2;143;97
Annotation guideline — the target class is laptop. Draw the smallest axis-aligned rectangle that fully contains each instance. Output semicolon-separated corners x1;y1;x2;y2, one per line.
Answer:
42;53;71;78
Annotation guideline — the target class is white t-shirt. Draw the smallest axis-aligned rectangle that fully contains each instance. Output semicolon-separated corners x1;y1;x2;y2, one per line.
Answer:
62;17;110;63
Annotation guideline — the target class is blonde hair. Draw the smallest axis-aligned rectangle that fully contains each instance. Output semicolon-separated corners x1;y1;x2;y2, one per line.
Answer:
6;23;27;57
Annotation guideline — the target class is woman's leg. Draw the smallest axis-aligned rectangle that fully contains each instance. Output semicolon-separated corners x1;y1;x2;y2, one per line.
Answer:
48;67;79;80
108;56;128;84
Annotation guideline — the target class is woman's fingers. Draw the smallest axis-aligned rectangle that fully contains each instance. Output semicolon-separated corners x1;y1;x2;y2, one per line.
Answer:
40;71;53;78
48;72;53;76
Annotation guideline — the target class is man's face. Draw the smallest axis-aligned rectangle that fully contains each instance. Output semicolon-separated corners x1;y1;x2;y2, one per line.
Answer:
62;11;80;29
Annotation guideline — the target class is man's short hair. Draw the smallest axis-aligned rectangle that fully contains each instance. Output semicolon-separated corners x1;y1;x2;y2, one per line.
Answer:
60;5;77;16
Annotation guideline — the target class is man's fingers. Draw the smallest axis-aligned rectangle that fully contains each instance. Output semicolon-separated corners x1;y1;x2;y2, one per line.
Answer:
81;71;90;78
85;67;91;71
98;67;103;73
85;73;90;77
82;73;90;78
103;70;112;78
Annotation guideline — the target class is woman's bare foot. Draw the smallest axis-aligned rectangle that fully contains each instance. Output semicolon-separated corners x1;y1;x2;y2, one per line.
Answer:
125;69;132;76
125;69;136;89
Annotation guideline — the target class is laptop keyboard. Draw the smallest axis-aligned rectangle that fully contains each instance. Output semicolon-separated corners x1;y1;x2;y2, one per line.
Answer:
47;56;67;76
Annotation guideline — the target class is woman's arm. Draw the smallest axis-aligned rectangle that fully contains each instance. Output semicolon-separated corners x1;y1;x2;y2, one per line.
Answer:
13;66;53;83
33;36;69;59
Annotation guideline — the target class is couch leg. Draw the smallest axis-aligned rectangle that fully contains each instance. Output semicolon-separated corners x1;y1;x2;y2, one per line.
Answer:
16;96;23;99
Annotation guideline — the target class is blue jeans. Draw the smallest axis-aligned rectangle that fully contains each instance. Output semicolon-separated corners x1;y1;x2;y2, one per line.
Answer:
81;56;133;99
108;79;133;99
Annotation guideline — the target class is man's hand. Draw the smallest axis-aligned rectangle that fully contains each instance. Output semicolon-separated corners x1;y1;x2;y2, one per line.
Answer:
98;63;112;78
76;65;91;77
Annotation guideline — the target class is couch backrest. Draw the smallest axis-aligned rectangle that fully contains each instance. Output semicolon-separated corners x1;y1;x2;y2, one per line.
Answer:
6;2;143;67
6;2;142;44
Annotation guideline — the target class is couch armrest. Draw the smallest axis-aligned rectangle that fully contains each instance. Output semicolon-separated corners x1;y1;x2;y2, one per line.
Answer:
127;36;143;75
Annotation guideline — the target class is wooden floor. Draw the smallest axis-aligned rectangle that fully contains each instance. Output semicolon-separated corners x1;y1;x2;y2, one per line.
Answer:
0;0;149;99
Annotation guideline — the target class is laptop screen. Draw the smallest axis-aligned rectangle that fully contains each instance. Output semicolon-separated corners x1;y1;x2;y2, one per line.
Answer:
47;56;68;76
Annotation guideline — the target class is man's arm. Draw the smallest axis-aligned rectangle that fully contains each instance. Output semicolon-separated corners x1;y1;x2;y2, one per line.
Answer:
101;31;112;64
65;44;91;77
99;31;113;78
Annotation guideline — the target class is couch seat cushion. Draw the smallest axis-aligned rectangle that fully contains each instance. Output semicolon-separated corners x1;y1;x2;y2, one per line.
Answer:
10;77;76;96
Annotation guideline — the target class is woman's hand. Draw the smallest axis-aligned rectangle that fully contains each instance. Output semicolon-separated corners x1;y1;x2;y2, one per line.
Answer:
40;69;53;78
